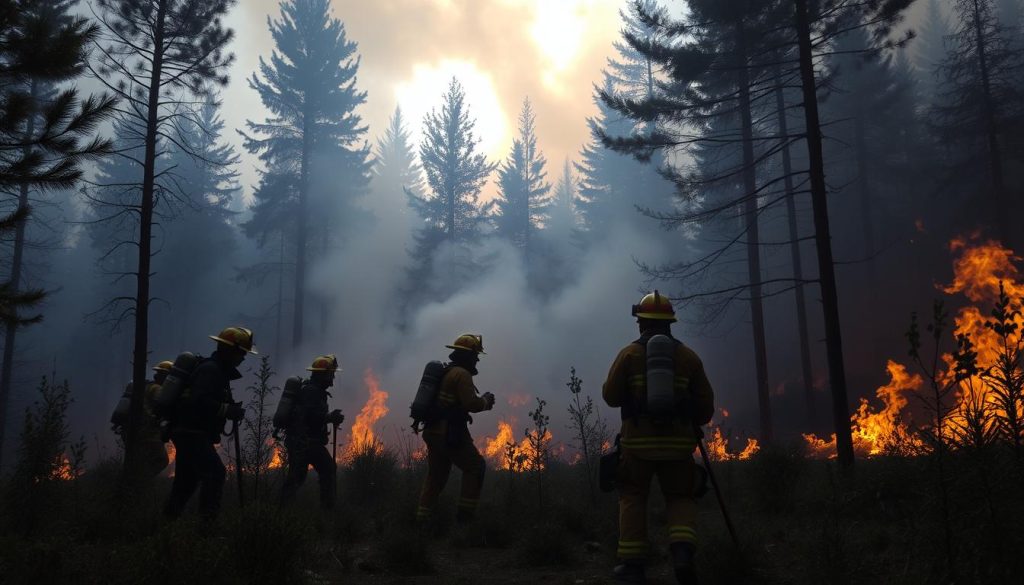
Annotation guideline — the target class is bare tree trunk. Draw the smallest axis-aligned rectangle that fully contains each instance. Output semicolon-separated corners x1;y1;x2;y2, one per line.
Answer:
294;109;311;348
795;0;854;468
125;0;168;481
275;231;284;360
0;80;39;471
737;20;773;443
773;68;816;428
970;0;1009;244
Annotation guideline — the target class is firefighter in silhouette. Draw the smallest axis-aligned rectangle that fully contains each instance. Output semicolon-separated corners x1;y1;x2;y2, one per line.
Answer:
416;334;495;523
279;354;345;510
603;292;715;585
112;361;173;480
162;326;254;521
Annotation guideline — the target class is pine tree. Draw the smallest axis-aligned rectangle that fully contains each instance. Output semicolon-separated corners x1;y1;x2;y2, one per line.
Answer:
151;101;240;350
242;0;371;348
933;0;1024;244
374;106;424;205
547;159;578;241
0;0;116;471
91;0;237;481
403;78;496;313
494;98;552;256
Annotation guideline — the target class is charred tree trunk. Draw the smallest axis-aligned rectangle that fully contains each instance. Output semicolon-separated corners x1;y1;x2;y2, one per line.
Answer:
795;0;854;468
0;80;39;471
737;21;773;443
294;109;311;348
970;0;1009;244
125;0;167;482
773;68;816;428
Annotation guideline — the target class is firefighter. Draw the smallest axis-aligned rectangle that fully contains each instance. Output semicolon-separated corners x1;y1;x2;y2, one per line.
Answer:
162;326;255;521
279;354;345;510
602;292;715;585
140;360;173;478
416;334;495;523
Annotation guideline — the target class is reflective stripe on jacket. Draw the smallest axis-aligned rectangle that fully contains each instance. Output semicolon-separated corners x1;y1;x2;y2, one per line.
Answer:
602;337;715;460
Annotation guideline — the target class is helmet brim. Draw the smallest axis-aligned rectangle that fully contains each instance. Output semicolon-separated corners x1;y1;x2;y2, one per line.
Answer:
209;335;259;355
446;344;486;355
635;313;677;322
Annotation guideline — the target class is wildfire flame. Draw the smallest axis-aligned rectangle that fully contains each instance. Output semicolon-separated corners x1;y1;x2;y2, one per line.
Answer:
804;237;1022;458
268;440;285;469
346;368;390;459
481;419;553;471
803;361;925;458
166;443;176;478
50;453;81;481
705;427;759;462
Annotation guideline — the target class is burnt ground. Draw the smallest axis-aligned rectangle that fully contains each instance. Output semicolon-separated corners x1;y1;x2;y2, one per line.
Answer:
2;446;1023;584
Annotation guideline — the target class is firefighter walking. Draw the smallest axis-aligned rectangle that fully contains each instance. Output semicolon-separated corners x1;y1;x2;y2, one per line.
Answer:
279;354;345;510
416;334;495;523
603;292;715;584
111;361;173;481
162;326;255;521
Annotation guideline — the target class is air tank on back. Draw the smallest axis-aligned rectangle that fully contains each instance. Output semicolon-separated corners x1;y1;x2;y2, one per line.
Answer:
645;334;676;417
273;376;304;429
410;360;447;422
153;352;200;416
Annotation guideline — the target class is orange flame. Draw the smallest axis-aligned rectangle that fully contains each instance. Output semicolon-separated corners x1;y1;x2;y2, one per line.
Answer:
268;440;285;469
481;419;553;471
347;368;390;459
804;237;1022;458
705;427;760;461
50;453;81;481
166;443;176;478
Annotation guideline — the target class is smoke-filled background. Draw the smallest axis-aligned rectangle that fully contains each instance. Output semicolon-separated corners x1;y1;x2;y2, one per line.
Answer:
1;0;1021;469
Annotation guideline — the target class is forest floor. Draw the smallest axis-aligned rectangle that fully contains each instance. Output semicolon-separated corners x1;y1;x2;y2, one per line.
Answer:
2;444;1023;585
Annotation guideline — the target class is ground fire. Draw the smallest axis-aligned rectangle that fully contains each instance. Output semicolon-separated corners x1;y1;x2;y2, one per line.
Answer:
804;237;1022;458
345;368;390;460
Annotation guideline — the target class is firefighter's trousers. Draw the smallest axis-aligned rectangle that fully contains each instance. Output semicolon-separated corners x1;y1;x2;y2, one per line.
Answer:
417;432;485;520
617;452;697;561
163;430;226;520
280;441;337;510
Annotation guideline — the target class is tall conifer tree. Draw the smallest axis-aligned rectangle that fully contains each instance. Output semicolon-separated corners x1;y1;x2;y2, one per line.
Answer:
243;0;371;348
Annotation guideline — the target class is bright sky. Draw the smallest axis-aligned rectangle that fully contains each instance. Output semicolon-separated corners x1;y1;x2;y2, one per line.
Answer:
222;0;630;199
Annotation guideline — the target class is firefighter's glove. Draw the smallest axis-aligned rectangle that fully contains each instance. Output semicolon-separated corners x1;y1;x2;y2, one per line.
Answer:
482;392;495;410
328;409;345;426
222;402;245;421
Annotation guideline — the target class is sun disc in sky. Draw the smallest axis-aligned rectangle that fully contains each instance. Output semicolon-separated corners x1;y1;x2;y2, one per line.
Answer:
394;59;510;161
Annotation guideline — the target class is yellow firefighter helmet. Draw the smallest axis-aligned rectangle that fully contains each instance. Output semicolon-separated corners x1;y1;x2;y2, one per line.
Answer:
632;290;677;322
307;354;342;372
445;333;486;354
152;360;174;374
209;326;258;354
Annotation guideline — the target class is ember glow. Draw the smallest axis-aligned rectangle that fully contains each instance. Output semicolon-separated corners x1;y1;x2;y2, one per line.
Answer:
804;237;1022;459
347;369;390;458
50;453;81;481
268;440;285;469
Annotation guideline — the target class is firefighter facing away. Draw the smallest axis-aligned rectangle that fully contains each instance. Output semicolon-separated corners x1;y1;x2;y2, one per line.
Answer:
603;292;715;585
110;361;173;480
416;334;495;523
162;326;255;521
279;354;345;510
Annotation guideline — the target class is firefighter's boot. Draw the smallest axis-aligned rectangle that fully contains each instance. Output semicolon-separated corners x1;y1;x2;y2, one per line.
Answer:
670;542;698;585
612;561;646;584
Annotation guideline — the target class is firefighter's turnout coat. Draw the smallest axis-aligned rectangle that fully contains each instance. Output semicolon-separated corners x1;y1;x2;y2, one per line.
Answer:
602;332;715;560
417;364;490;520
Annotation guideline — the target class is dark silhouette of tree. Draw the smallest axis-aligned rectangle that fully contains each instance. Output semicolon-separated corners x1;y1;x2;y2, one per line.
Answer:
932;0;1024;245
89;0;237;482
242;0;371;349
0;0;115;471
402;78;496;314
494;98;552;257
